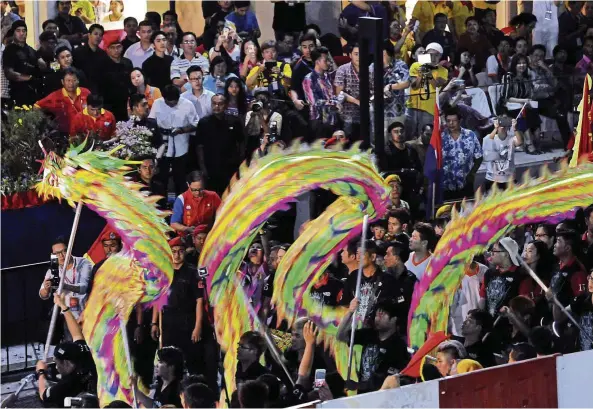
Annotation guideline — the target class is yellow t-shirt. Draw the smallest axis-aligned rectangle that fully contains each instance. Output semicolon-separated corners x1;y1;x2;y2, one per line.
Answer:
246;62;292;90
406;62;449;114
452;2;475;37
412;1;453;34
472;0;498;11
70;0;95;23
391;33;415;66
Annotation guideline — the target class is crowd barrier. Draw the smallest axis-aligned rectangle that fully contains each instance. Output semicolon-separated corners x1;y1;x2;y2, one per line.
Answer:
317;350;593;408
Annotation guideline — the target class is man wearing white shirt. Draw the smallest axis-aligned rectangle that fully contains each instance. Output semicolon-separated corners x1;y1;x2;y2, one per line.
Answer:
181;66;214;118
123;20;154;68
171;32;210;89
405;222;435;280
149;85;199;196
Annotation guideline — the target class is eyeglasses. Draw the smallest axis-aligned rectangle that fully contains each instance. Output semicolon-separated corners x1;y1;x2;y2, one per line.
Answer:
52;250;67;256
190;187;203;192
490;249;506;253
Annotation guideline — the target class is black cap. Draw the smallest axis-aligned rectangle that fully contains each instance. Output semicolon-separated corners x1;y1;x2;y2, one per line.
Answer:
54;341;84;362
11;20;27;31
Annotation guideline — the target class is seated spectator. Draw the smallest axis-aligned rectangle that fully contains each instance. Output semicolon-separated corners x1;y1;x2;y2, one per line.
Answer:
382;41;410;131
236;331;269;388
514;37;529;56
102;38;133;121
181;383;216;409
170;171;221;235
203;55;238;94
479;8;505;49
482;116;522;192
225;1;261;40
456;16;496;74
142;30;174;92
54;0;88;47
121;17;139;53
406;222;435;280
508;342;537;363
498;296;536;351
224;76;248;117
246;40;292;94
209;24;241;64
36;293;97;407
245;88;283;154
479;237;523;317
130;68;162;111
435;340;467;377
149;85;199;195
460;309;495;368
35;67;91;135
181;66;215;118
72;24;108;95
421;13;455;63
70;94;116;143
441;109;483;200
405;43;448;141
486;36;512;84
451;48;479;87
239;39;263;80
337;299;410;394
39;236;93;324
124;20;154;69
171;32;210;89
388;19;417;66
3;20;43;106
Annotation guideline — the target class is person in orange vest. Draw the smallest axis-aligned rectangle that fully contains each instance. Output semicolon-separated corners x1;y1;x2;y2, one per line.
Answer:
170;171;222;236
69;94;116;142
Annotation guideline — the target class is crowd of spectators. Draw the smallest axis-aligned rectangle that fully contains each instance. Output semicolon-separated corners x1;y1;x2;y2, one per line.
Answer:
1;0;592;407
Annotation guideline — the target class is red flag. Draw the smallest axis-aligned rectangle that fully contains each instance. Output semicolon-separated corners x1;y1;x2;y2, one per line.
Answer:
570;75;593;166
400;331;449;378
85;225;111;264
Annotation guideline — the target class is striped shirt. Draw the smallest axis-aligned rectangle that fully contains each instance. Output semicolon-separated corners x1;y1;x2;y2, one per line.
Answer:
170;53;210;80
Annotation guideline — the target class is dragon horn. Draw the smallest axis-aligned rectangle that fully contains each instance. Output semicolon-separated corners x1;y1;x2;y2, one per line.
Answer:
38;140;48;157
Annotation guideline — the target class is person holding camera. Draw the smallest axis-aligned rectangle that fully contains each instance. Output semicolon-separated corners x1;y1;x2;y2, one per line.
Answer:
245;88;283;155
245;40;291;94
39;236;92;331
482;116;522;193
404;42;448;141
36;292;97;408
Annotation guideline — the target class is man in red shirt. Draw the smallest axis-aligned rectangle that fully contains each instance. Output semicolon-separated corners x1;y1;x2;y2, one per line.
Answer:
170;171;221;236
34;67;90;134
70;94;116;142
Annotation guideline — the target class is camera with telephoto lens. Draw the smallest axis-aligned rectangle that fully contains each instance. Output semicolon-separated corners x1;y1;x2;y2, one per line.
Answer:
159;127;174;142
50;254;60;290
252;101;263;112
64;397;83;408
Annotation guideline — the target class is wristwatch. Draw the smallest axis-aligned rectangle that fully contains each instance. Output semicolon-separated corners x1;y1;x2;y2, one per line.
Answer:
60;307;70;314
36;369;47;380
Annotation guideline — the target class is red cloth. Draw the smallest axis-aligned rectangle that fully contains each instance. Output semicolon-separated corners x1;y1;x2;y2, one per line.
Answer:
1;190;47;210
181;189;221;231
559;257;589;296
518;276;547;303
70;108;116;140
401;331;449;378
86;225;116;263
35;87;91;133
169;236;184;248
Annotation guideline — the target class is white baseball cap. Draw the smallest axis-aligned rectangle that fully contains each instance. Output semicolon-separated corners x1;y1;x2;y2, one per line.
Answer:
499;237;520;266
425;42;444;55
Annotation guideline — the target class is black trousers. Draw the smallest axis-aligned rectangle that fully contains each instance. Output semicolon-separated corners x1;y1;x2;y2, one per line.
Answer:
158;154;188;197
443;181;474;202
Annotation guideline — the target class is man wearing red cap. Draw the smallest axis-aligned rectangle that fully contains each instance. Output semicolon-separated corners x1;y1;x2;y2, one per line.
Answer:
186;224;209;265
87;230;122;295
151;237;213;379
170;171;221;236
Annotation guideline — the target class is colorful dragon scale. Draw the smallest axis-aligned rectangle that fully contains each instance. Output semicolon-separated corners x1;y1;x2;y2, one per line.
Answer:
408;162;593;349
36;141;173;405
199;141;390;395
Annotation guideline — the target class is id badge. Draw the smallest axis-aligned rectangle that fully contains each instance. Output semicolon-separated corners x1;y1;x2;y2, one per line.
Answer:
70;297;80;311
271;80;279;91
545;10;552;20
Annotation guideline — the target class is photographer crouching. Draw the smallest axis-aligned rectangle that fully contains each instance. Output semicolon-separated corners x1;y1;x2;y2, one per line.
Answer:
245;88;283;157
39;236;92;343
36;293;97;408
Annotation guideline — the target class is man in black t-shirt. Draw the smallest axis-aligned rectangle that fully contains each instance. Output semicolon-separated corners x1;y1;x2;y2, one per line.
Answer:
54;1;88;47
72;24;109;95
236;331;269;388
36;293;96;408
310;271;344;307
3;21;42;105
340;240;400;328
337;299;410;394
152;237;206;377
460;309;495;368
